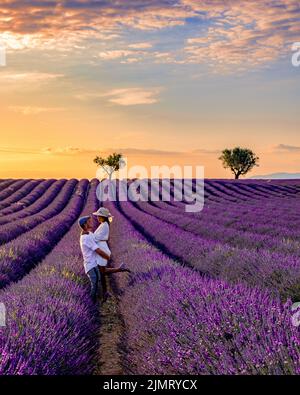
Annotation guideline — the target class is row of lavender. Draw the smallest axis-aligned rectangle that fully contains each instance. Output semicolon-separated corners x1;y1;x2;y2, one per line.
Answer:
152;196;300;233
0;180;16;193
155;182;300;256
136;180;300;254
146;180;300;226
165;179;299;210
0;180;30;202
0;178;299;374
0;178;298;225
139;179;300;229
0;180;75;244
106;201;300;374
0;180;100;374
156;179;300;203
134;199;300;257
0;179;66;226
0;180;88;289
0;180;49;212
0;179;55;216
117;201;300;300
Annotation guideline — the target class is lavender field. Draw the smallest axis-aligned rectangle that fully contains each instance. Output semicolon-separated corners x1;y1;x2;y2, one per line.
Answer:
0;178;300;375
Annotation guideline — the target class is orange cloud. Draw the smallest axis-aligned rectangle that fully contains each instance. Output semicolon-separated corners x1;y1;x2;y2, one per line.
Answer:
102;87;162;106
75;87;162;105
8;106;65;115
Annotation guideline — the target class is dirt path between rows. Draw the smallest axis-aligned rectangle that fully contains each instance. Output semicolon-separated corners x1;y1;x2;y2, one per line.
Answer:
94;277;126;375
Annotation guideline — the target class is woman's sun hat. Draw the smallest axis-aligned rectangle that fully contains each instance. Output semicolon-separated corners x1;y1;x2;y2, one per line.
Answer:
93;207;113;218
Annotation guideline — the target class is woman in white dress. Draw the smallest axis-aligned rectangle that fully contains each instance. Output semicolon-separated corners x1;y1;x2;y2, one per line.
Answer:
93;207;129;300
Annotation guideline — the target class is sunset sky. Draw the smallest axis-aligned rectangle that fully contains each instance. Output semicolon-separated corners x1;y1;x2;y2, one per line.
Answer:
0;0;300;179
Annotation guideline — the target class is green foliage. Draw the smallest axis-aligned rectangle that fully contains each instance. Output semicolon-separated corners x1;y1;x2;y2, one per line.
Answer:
94;152;124;179
219;147;259;179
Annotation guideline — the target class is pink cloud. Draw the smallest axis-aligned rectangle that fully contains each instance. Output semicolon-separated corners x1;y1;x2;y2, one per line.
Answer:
0;1;298;70
182;0;300;70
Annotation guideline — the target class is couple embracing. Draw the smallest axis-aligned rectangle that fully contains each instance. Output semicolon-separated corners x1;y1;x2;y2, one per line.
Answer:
78;207;130;303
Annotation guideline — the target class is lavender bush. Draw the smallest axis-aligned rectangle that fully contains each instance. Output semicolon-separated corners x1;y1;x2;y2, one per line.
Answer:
115;201;300;300
0;180;43;211
0;178;299;375
0;179;77;244
0;179;67;226
106;201;300;375
0;180;99;375
0;180;29;201
0;180;88;288
0;179;55;216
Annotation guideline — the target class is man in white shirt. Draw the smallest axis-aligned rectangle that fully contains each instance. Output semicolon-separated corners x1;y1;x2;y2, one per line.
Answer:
79;216;111;303
79;215;130;303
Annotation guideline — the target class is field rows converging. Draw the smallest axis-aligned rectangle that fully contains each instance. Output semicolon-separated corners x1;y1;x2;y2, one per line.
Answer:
0;180;100;375
141;182;300;239
0;178;300;375
0;179;67;226
152;181;300;222
0;179;76;244
0;180;43;212
133;199;300;258
150;197;300;231
0;179;89;289
0;180;16;193
115;200;300;300
166;180;295;204
0;180;30;201
103;200;300;375
0;179;56;217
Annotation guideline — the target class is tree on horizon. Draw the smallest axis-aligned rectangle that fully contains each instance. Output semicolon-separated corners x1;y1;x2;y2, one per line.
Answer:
94;152;125;181
219;147;259;179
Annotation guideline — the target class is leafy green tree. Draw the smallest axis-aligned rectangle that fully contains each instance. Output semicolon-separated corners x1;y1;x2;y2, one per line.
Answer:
94;152;125;181
219;147;259;179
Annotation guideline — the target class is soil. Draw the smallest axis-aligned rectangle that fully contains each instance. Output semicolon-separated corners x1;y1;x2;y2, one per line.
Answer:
94;278;126;375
